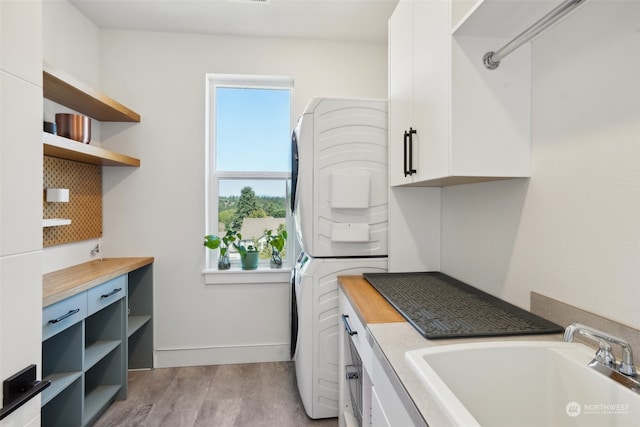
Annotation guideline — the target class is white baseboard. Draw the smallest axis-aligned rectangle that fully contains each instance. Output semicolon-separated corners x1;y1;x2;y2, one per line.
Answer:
153;343;291;368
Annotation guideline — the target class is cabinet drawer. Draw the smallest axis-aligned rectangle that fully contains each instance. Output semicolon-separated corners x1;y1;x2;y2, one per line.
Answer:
43;292;87;341
340;292;373;374
87;276;126;315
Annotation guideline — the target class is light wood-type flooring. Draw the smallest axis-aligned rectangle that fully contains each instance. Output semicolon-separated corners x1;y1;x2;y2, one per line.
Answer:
94;362;338;427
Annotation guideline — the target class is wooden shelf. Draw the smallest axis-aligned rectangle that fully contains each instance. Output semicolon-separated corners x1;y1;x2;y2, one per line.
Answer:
43;64;140;122
43;132;140;167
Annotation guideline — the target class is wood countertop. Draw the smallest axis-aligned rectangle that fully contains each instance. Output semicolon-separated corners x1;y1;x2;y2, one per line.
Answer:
338;275;405;324
43;257;154;307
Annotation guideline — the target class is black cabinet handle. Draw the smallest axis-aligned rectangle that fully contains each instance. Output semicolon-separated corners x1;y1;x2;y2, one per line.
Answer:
403;130;409;176
101;288;122;299
341;314;357;336
408;127;417;176
403;128;417;177
48;309;80;324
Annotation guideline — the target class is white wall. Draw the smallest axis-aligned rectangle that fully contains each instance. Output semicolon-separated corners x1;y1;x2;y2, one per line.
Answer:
42;0;100;88
442;1;640;329
41;0;104;273
96;30;387;366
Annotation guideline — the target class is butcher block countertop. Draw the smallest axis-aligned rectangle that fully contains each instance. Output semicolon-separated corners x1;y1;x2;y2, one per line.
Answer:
43;257;154;307
338;275;405;324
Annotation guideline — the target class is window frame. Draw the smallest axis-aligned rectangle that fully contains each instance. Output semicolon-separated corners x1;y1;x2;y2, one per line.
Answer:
205;74;294;272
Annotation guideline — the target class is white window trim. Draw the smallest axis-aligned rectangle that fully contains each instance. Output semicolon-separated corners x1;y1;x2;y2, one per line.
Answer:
202;267;292;285
204;73;294;273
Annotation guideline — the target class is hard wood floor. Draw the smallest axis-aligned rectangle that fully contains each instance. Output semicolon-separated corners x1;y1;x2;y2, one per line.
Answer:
94;362;338;427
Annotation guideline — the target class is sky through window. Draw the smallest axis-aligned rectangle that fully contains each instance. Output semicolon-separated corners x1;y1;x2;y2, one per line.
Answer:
216;86;291;198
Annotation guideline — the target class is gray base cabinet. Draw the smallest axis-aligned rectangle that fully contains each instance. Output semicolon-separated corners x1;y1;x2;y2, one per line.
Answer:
127;264;153;370
41;263;153;426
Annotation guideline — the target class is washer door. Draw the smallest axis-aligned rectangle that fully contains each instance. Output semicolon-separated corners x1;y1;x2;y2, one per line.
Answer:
290;129;299;213
290;266;298;359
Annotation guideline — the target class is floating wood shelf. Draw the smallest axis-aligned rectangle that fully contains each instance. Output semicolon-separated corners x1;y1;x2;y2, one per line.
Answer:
43;132;140;167
43;64;140;123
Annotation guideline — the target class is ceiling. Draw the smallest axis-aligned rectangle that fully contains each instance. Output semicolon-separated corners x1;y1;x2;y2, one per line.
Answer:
69;0;399;42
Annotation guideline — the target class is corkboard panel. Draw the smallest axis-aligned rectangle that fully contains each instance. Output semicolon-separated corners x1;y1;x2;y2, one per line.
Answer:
43;156;102;247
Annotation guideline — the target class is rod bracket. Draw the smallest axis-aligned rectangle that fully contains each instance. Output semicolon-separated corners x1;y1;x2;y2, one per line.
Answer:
483;51;500;70
480;0;587;71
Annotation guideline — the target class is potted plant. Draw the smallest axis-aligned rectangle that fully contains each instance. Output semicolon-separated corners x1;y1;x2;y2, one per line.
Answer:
264;228;288;268
233;233;260;270
204;229;237;270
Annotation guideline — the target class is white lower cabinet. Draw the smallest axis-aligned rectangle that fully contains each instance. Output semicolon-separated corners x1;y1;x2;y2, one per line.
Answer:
371;386;390;427
371;355;416;427
339;287;419;427
339;289;373;427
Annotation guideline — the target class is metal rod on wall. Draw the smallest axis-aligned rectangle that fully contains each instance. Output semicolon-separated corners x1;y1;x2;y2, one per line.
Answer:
483;0;588;70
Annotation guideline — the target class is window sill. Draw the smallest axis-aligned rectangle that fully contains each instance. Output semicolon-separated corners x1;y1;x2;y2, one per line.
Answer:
203;266;292;285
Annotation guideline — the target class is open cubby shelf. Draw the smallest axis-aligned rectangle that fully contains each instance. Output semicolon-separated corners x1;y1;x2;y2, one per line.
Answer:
42;261;153;426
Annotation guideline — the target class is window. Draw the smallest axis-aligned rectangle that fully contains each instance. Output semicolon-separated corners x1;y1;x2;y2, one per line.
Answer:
206;74;294;270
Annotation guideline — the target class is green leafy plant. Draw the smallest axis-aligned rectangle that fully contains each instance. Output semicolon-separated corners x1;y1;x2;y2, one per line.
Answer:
232;232;258;258
263;228;288;268
264;228;288;253
204;229;238;257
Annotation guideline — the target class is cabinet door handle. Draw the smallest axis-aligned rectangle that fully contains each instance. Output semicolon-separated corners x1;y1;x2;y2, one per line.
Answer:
48;309;80;324
341;314;357;336
403;130;410;176
101;288;122;299
408;127;417;176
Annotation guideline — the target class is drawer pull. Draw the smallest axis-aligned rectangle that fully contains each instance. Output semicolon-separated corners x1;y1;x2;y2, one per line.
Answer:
48;309;80;324
341;314;358;336
101;288;122;299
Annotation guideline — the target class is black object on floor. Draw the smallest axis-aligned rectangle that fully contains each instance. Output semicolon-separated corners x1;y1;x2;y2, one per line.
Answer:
363;272;564;339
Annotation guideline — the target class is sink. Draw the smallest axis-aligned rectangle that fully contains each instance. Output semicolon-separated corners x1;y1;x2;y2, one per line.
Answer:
405;341;640;427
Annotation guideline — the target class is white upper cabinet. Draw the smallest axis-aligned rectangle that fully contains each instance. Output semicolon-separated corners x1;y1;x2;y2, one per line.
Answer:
388;0;414;186
388;0;533;187
0;74;43;256
0;0;43;86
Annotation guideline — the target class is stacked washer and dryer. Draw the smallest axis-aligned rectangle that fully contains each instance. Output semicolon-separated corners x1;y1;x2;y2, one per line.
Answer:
290;98;388;419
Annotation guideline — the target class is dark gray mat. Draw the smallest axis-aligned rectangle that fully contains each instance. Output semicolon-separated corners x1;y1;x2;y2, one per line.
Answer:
363;272;563;339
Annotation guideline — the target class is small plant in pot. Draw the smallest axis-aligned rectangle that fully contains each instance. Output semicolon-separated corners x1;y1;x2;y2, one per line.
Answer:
204;229;237;270
233;233;260;270
264;228;288;268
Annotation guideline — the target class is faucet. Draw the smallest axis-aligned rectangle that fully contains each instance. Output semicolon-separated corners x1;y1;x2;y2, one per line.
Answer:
564;323;637;376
